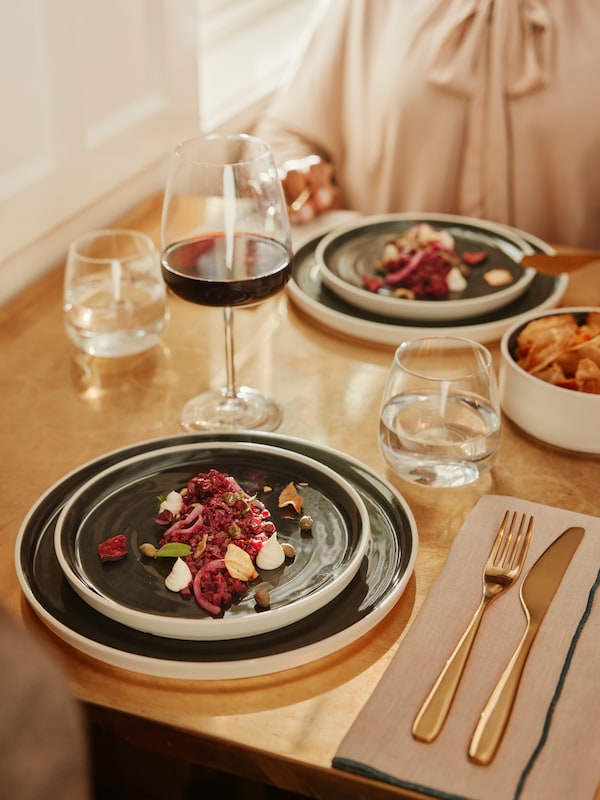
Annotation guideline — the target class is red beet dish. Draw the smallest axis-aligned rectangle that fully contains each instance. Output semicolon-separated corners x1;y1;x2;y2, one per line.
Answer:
153;469;275;616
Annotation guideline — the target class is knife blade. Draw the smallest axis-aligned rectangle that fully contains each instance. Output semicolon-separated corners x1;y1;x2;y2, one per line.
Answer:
520;252;600;274
468;525;585;766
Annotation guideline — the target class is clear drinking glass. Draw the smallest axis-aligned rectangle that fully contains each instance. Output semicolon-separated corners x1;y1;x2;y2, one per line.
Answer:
379;336;501;487
63;229;167;357
160;134;293;432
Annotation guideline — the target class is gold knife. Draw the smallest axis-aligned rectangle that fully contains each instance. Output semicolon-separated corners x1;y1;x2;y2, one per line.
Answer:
468;525;585;765
520;251;600;274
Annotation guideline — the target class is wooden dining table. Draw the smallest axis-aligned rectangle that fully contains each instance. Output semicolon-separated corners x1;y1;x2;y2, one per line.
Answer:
1;194;599;800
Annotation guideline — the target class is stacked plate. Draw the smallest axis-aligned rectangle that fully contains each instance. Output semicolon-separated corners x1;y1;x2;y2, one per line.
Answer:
15;433;418;679
54;441;371;641
288;213;569;345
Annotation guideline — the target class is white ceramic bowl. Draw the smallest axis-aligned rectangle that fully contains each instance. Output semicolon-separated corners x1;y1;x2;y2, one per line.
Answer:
499;307;600;453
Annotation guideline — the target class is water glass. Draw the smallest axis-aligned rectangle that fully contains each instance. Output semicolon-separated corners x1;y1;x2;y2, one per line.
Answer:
63;229;168;357
379;336;501;488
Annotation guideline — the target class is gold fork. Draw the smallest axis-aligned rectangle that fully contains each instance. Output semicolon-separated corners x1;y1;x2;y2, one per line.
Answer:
412;511;534;743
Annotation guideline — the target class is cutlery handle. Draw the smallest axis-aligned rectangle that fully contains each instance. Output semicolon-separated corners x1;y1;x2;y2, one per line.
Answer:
468;623;538;765
412;597;488;742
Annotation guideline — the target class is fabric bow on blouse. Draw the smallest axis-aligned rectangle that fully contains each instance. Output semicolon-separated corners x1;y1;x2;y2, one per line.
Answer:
428;0;553;221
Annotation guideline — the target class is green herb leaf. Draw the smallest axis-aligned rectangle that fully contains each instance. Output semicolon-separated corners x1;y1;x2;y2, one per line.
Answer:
154;543;191;559
241;493;258;516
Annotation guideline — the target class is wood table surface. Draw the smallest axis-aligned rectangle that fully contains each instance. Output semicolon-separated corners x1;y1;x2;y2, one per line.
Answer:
1;195;599;799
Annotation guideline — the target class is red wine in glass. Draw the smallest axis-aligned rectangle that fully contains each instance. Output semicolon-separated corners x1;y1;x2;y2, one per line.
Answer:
161;233;291;308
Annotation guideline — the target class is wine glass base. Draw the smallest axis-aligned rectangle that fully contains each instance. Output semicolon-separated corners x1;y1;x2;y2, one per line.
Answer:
179;386;283;433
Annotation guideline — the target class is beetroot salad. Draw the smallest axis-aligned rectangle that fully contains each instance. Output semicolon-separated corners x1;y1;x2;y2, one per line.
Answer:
155;468;274;616
363;223;485;301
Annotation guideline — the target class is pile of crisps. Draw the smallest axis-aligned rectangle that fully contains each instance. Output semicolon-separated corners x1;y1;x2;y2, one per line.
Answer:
515;311;600;394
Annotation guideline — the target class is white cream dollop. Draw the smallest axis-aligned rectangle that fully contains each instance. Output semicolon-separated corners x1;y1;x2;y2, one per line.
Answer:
165;557;192;592
447;266;468;292
383;242;400;262
159;490;184;517
256;532;285;571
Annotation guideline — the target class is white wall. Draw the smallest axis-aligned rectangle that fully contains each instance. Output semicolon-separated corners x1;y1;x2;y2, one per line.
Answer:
0;0;323;305
198;0;323;132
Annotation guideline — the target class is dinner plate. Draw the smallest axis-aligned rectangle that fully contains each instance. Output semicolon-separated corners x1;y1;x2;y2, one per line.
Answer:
288;229;568;346
316;213;536;321
54;442;370;641
15;433;417;679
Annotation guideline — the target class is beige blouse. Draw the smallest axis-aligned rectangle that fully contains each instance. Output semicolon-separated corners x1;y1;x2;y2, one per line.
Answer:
255;0;600;247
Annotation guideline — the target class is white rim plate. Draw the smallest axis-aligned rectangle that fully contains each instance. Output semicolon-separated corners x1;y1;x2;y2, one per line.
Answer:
315;213;536;321
288;225;568;346
53;441;370;640
15;432;418;679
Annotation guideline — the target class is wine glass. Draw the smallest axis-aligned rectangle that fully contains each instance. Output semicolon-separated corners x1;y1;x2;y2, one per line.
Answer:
160;134;293;432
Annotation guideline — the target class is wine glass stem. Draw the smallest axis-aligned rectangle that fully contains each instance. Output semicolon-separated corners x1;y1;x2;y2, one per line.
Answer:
223;305;237;399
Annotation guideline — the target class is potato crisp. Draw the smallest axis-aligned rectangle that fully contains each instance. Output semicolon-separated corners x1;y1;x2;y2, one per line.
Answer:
515;312;600;394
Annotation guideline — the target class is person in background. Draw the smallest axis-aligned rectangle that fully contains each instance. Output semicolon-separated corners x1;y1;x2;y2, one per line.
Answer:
0;604;90;799
254;0;600;248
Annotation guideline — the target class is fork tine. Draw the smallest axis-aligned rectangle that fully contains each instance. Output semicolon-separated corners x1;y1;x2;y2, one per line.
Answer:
489;510;512;562
497;514;534;570
497;512;518;565
510;514;534;570
504;514;524;569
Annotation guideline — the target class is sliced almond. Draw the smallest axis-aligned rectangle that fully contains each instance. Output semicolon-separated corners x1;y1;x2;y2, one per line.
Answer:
224;543;258;581
278;481;304;514
194;533;208;559
484;268;513;287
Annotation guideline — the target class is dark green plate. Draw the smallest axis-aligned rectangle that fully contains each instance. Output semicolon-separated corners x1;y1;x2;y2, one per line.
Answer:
288;226;568;345
316;213;536;321
15;433;417;679
55;441;369;640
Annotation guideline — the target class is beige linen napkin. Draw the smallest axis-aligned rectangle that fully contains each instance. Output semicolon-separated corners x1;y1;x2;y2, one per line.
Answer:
334;494;600;800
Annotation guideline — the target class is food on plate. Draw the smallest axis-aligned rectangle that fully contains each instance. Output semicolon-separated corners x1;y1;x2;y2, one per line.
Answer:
281;542;297;558
164;557;193;592
484;268;514;287
152;469;274;616
256;532;286;570
462;250;488;266
97;534;128;562
364;223;493;301
254;587;271;609
299;515;313;531
158;490;184;517
97;468;311;616
446;267;468;292
142;469;306;617
278;481;304;514
514;311;600;394
223;542;258;581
